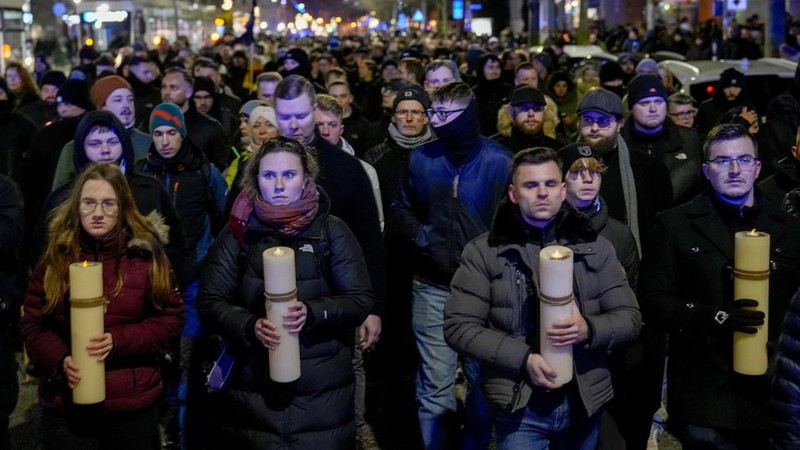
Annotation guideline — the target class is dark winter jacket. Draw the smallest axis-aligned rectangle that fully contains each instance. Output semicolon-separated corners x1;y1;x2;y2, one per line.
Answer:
639;190;800;431
136;139;226;282
621;118;705;205
761;89;800;173
20;233;184;414
342;106;371;158
310;132;386;317
759;157;800;209
183;102;232;172
0;103;37;182
195;190;373;449
17;98;59;129
471;55;513;136
444;200;641;416
392;128;512;285
0;174;23;325
579;197;639;292
772;287;800;449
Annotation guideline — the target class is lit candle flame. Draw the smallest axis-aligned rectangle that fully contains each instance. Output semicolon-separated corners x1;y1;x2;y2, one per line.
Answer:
551;250;564;259
748;229;758;236
274;248;284;256
82;261;88;268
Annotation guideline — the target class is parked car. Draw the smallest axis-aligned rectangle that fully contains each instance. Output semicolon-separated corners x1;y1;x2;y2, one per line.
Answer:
660;57;798;113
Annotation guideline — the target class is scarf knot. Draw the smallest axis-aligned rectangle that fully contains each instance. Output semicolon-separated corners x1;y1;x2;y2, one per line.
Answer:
229;182;320;243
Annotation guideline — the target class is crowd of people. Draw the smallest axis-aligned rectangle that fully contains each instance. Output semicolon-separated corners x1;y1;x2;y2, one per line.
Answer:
2;18;800;450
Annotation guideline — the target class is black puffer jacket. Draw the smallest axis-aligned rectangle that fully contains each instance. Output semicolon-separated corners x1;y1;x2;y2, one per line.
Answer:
195;190;373;449
444;200;640;415
772;287;800;449
761;89;800;174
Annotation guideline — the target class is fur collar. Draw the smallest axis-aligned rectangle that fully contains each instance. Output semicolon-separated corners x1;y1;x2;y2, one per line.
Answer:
487;197;598;247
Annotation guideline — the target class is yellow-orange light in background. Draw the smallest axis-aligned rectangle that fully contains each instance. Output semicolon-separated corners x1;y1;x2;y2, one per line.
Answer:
210;32;221;41
84;38;94;47
2;44;10;59
335;17;342;23
215;17;225;26
350;22;356;28
152;35;162;46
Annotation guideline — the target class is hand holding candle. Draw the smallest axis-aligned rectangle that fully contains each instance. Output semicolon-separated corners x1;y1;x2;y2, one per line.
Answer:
733;229;770;375
539;245;575;386
263;246;302;383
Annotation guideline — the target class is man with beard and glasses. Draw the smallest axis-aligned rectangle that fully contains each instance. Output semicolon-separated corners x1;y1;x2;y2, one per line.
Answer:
18;70;65;128
392;81;512;450
640;124;800;449
576;89;674;450
621;75;705;206
51;75;153;190
492;86;561;153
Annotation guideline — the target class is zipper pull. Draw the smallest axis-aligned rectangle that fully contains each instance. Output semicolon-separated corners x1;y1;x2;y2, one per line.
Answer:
452;173;459;199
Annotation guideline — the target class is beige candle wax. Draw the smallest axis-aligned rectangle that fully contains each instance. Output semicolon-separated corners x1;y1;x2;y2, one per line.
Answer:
733;230;770;375
263;247;301;383
68;261;106;404
539;245;574;386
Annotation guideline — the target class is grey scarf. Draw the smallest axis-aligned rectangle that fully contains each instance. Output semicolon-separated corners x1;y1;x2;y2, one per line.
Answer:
388;123;433;149
617;135;641;256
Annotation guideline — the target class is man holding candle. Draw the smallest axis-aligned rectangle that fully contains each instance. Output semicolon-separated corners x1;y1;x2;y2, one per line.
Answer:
639;123;800;448
444;146;640;450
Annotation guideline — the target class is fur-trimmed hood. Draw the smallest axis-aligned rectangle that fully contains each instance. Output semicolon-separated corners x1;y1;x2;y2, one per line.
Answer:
487;196;598;247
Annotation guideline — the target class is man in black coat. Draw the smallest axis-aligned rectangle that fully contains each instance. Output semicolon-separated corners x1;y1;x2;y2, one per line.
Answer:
639;123;800;448
17;70;65;128
492;86;562;153
160;67;230;171
621;75;705;206
125;56;161;130
274;74;386;357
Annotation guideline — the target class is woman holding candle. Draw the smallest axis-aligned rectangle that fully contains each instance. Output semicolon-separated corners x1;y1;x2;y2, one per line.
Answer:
195;136;373;449
19;164;183;449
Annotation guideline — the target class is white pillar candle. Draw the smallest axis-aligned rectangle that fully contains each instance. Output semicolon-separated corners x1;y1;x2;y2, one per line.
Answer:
263;247;301;383
68;261;106;404
539;245;574;386
733;230;770;375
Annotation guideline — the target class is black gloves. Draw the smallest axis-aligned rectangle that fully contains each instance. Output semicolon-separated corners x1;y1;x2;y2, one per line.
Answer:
713;299;765;334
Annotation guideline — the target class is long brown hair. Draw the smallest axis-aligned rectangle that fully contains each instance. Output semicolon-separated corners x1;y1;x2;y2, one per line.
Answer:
6;61;39;95
42;164;173;312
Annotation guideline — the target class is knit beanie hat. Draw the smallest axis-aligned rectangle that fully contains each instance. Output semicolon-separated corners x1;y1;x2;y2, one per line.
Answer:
193;76;216;95
40;70;67;89
627;74;668;107
635;58;659;75
239;99;267;119
90;75;132;108
248;105;277;129
599;61;626;84
718;68;745;89
393;85;430;111
57;79;95;111
150;103;187;138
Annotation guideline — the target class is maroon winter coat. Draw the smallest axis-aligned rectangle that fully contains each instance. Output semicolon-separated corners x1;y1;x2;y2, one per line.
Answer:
20;235;183;413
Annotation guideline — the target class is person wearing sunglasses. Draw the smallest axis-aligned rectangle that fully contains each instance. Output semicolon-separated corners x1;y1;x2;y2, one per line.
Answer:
392;81;512;450
621;75;705;206
491;86;561;153
640;123;800;449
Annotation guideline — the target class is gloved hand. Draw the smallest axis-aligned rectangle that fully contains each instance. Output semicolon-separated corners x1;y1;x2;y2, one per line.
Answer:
713;299;765;334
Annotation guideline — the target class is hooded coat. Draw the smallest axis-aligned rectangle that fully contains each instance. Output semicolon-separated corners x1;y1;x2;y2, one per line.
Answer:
35;111;187;286
195;189;373;449
471;54;513;136
0;79;37;182
761;67;800;174
444;200;641;415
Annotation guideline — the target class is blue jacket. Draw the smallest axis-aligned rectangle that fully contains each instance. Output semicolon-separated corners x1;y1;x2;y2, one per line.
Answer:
392;136;512;285
772;288;800;449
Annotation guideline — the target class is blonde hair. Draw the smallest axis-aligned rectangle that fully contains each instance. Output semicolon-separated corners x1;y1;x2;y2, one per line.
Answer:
42;164;173;312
